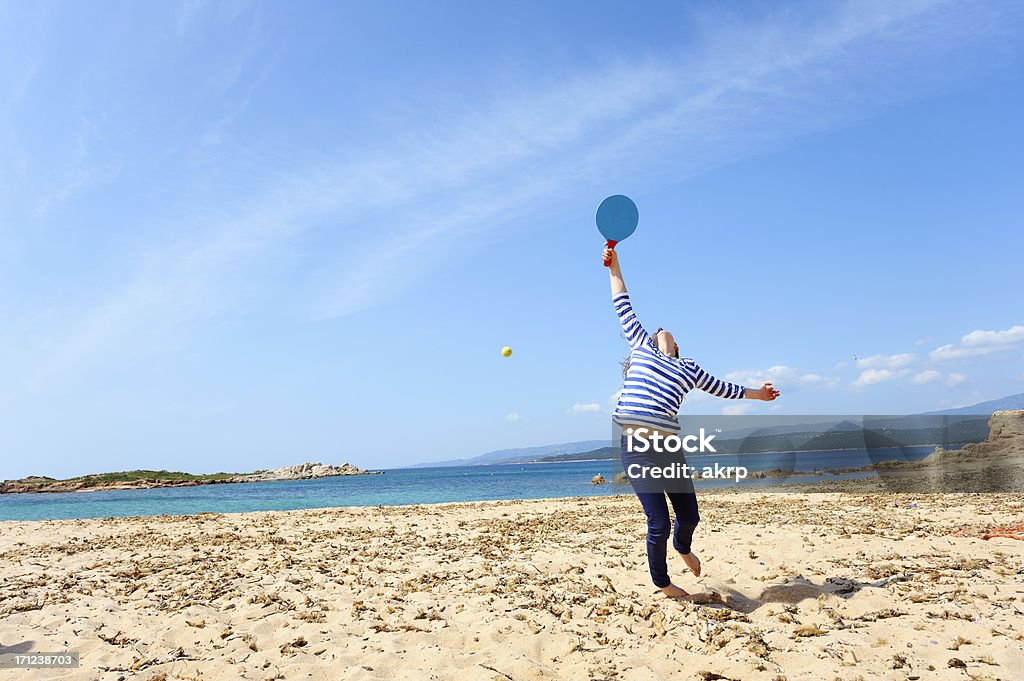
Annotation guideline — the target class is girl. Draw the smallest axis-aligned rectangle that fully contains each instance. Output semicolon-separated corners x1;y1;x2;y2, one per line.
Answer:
604;246;780;598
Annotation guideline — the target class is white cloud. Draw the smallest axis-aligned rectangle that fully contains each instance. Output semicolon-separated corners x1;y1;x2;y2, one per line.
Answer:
851;368;909;390
856;353;917;370
725;365;797;386
722;403;756;416
504;412;521;423
945;372;967;387
569;402;601;415
961;326;1024;348
911;369;941;385
724;366;829;393
852;365;971;391
929;325;1024;362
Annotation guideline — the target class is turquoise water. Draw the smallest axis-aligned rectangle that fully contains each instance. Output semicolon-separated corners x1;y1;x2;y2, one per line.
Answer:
0;447;934;522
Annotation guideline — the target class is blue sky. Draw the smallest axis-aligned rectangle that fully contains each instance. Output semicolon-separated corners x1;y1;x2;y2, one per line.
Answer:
1;0;1022;477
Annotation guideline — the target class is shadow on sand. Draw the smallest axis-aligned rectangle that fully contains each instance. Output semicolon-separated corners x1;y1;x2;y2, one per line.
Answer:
0;641;36;654
700;572;912;614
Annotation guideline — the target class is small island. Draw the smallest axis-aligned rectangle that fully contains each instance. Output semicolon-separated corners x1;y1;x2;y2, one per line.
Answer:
0;461;383;495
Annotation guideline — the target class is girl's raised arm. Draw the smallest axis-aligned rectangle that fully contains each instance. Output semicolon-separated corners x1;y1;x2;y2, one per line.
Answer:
604;248;650;350
605;247;626;296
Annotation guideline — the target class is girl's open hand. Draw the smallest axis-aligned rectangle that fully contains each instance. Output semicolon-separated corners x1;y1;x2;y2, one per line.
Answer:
756;382;781;401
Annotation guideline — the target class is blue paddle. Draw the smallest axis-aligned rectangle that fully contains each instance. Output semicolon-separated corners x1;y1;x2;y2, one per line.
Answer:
596;195;638;267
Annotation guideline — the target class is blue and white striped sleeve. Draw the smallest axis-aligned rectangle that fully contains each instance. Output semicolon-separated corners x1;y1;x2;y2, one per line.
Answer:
612;291;650;350
688;361;746;399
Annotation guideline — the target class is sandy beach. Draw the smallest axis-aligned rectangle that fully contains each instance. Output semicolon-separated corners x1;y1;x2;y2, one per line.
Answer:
2;491;1022;680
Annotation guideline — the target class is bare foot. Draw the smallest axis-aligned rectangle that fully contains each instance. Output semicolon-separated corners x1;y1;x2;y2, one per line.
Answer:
660;583;689;599
680;551;701;577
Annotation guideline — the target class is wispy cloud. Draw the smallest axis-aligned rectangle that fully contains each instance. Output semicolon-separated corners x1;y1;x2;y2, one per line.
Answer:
911;369;941;385
844;324;1022;390
504;412;521;423
725;365;832;390
847;325;1024;391
32;114;123;215
175;0;208;35
19;0;1022;385
568;402;602;415
945;372;968;387
726;365;797;385
851;368;910;390
929;325;1024;362
856;353;917;370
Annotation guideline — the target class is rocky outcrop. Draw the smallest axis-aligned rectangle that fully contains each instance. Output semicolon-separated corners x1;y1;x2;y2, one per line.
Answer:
590;474;607;485
237;462;381;482
924;410;1024;463
0;477;211;494
1;462;381;494
988;409;1024;441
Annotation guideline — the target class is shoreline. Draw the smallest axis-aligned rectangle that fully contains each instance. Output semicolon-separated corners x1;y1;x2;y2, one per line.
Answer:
0;463;1008;526
5;409;1018;515
0;443;950;494
0;493;642;526
1;451;1012;519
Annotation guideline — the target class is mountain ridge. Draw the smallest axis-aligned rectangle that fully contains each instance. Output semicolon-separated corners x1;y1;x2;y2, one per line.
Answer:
408;393;1024;467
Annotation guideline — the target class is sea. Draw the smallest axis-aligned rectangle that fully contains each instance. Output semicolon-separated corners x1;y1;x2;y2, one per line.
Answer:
0;446;935;522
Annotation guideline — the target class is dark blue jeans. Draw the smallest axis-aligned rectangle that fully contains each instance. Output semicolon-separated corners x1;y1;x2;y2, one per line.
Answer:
620;434;700;588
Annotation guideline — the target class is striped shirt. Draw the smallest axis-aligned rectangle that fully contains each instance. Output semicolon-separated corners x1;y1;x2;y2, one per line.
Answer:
611;291;746;433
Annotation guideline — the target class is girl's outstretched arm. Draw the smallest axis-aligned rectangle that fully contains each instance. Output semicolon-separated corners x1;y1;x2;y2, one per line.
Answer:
605;247;626;295
688;365;781;401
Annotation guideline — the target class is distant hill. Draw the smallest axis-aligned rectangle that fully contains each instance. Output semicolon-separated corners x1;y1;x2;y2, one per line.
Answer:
539;446;617;462
922;392;1024;416
411;393;1023;467
408;440;607;468
533;416;990;462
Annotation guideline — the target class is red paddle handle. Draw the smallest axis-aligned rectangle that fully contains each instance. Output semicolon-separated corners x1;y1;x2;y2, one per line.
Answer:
603;239;618;267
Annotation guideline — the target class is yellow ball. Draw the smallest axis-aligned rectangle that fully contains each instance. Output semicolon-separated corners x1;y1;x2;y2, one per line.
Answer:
501;346;512;358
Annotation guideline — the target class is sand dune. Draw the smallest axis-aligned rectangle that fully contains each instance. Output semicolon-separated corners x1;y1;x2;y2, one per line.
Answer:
1;492;1022;680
